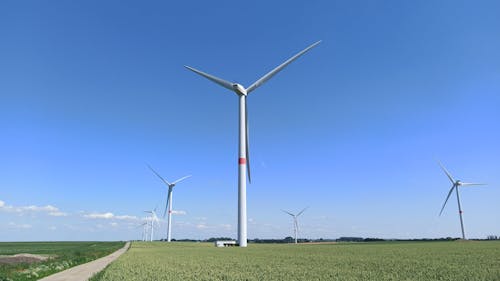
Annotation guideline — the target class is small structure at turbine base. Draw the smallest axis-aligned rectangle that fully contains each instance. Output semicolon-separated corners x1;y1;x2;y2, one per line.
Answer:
214;240;237;247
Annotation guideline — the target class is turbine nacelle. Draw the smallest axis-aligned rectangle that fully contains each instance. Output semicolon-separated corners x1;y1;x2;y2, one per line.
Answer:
232;83;247;96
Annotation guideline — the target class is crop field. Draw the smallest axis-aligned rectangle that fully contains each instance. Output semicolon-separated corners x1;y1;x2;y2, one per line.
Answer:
0;241;125;281
92;241;500;281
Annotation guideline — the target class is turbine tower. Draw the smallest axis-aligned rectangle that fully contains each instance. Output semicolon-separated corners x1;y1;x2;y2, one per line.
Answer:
148;165;191;242
282;207;308;244
438;162;486;240
185;41;320;247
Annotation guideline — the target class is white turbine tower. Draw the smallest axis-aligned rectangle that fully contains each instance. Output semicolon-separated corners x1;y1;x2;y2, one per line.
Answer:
438;162;486;240
148;165;191;242
282;207;308;244
185;41;320;247
144;209;159;242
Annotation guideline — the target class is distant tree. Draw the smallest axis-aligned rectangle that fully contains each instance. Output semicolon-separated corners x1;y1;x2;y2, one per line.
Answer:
206;237;234;242
337;237;364;242
364;238;385;242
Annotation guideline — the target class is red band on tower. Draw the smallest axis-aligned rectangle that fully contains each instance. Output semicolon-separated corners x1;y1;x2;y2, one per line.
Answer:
239;158;246;165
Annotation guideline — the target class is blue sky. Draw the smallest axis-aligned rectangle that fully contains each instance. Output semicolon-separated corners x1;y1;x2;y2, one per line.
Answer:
1;0;499;241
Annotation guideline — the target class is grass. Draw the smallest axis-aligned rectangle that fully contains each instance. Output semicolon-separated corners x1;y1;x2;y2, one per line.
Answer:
0;241;125;281
91;241;500;281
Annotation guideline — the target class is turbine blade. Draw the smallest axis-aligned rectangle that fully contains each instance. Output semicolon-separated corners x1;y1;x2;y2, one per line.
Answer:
148;165;171;186
460;182;487;186
282;209;294;217
184;65;235;92
152;212;160;227
437;161;455;184
245;97;251;184
172;175;192;185
246;41;321;94
297;207;309;217
439;185;456;216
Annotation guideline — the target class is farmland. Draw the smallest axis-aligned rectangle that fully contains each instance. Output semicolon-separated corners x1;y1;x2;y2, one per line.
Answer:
0;241;124;281
92;241;500;281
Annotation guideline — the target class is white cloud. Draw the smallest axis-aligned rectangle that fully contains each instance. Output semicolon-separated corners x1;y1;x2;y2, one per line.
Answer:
49;211;68;217
196;223;208;229
115;215;138;220
171;210;187;215
8;222;32;229
0;200;66;216
23;205;58;212
219;224;232;230
83;212;138;221
84;212;114;219
110;222;118;227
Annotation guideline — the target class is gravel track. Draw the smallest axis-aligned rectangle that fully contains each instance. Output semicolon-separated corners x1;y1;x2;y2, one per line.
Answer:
38;241;130;281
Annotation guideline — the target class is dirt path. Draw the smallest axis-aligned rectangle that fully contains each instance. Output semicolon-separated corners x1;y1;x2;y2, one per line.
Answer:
38;241;130;281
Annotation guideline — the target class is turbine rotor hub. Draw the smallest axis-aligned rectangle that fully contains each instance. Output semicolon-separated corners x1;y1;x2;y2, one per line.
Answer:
232;83;247;96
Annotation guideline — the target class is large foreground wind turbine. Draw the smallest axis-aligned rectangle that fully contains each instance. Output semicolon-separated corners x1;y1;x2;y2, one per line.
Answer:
185;41;320;247
148;165;191;242
438;162;486;240
282;207;308;244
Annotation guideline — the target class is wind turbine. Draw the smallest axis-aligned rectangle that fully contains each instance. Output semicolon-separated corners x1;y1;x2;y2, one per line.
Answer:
137;222;148;241
282;207;308;244
148;165;191;242
438;162;486;240
185;41;321;247
144;209;160;242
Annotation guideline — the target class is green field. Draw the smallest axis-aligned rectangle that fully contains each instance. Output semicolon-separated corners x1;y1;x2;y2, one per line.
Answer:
0;241;125;281
92;241;500;281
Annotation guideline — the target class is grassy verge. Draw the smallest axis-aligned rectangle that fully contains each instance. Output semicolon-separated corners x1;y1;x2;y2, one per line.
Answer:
0;241;125;281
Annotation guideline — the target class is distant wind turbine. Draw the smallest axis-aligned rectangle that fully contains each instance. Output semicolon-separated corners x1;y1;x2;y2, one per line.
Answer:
137;222;148;241
148;165;191;242
144;209;160;242
438;162;486;240
282;207;308;244
185;41;320;247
